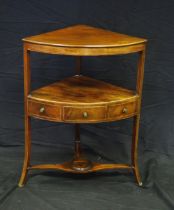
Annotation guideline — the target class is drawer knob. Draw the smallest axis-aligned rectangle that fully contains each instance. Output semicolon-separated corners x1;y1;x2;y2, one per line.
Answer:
40;107;45;113
122;107;128;114
83;112;88;118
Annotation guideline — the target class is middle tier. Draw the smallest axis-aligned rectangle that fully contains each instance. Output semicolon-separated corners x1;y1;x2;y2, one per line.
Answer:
28;75;139;123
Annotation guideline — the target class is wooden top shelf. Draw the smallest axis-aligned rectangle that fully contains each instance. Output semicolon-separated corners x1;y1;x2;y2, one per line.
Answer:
28;75;137;105
23;25;147;48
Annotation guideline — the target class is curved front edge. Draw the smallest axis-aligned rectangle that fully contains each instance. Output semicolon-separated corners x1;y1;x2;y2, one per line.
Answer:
25;42;146;56
28;98;139;123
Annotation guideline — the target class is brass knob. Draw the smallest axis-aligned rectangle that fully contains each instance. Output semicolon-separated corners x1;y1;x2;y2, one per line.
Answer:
83;112;88;118
40;107;45;113
122;107;128;114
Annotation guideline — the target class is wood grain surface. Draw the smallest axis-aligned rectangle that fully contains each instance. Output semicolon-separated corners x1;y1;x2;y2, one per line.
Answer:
23;24;147;48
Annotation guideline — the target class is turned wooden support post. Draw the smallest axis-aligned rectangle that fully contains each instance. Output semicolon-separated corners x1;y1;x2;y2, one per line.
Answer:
74;124;81;159
76;56;81;75
73;57;82;159
74;56;82;159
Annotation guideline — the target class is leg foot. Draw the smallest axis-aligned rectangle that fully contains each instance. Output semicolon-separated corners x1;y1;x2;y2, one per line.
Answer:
18;182;25;188
133;166;142;186
138;182;143;187
18;166;29;187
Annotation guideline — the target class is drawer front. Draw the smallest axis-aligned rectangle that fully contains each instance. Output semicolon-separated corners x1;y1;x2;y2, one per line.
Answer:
28;101;61;121
108;101;137;120
63;106;107;122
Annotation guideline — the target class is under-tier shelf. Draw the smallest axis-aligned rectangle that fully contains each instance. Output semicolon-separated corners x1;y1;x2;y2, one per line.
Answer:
28;75;139;123
29;162;133;173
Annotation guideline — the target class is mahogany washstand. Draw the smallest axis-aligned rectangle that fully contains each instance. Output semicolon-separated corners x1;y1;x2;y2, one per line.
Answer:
19;25;147;187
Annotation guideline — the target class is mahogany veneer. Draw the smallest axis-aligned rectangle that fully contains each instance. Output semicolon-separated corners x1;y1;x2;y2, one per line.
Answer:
19;24;147;187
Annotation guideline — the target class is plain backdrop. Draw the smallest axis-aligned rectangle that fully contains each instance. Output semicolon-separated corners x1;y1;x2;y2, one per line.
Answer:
0;0;174;209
